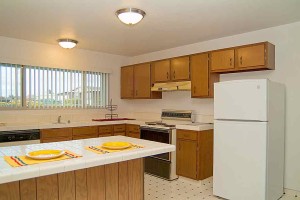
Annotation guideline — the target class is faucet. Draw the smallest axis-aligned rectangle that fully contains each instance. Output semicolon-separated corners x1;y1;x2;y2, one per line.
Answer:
58;116;62;124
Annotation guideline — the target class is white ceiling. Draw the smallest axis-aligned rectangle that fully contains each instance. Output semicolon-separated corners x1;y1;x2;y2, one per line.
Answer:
1;0;300;56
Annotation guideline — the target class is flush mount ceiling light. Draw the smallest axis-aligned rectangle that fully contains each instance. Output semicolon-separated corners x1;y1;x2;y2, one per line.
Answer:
116;8;146;25
57;39;78;49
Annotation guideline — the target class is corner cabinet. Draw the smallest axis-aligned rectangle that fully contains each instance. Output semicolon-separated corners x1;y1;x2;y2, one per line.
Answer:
121;64;162;99
190;53;219;98
176;129;213;180
211;42;275;73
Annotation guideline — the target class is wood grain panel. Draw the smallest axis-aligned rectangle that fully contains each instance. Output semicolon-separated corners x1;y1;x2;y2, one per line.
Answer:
134;63;151;98
118;162;129;200
121;66;134;98
211;49;235;71
37;174;58;200
153;60;170;82
177;129;198;141
113;124;126;132
105;163;119;200
128;159;144;200
58;171;75;200
87;166;105;200
236;43;265;69
73;126;98;137
0;181;20;200
170;56;190;81
98;125;113;134
41;128;72;143
198;129;214;180
20;178;36;200
75;169;88;200
113;132;126;136
191;53;209;97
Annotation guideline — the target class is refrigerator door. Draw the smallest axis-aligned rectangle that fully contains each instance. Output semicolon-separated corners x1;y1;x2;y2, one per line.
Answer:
214;79;268;121
213;120;267;200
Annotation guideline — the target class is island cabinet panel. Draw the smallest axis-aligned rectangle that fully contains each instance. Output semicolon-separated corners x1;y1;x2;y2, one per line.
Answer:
190;53;219;98
0;159;144;200
153;59;171;82
58;171;76;200
170;56;190;81
121;66;134;99
176;129;214;180
0;181;20;200
37;174;59;200
75;169;88;200
20;179;36;200
73;126;98;140
41;128;73;143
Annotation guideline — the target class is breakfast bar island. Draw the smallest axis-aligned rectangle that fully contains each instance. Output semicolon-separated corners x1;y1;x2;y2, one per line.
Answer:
0;136;175;200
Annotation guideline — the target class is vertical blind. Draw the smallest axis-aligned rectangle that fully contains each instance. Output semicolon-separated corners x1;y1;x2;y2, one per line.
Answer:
0;63;109;109
0;63;22;108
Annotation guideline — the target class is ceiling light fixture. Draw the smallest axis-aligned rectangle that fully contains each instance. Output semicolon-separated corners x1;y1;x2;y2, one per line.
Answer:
116;8;146;25
57;39;78;49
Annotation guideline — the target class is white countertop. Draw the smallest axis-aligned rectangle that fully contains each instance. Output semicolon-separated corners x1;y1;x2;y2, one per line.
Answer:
0;136;175;184
176;123;214;131
0;120;145;132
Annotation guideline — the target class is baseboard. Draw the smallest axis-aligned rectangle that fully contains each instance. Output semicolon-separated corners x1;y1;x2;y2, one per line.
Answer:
284;188;300;197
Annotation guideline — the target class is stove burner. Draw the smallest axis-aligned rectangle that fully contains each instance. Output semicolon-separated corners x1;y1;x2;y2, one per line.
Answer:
145;121;176;128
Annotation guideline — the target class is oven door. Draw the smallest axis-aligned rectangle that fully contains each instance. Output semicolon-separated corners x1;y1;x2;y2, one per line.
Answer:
140;127;172;161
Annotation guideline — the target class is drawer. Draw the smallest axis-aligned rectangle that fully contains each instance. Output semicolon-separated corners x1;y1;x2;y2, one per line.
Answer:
177;129;198;141
127;132;140;139
113;124;126;132
73;133;98;140
73;126;98;136
41;128;73;139
41;136;72;143
126;124;140;133
99;125;113;134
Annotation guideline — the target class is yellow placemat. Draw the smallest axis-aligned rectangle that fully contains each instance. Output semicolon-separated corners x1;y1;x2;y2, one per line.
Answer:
85;144;144;154
4;150;82;167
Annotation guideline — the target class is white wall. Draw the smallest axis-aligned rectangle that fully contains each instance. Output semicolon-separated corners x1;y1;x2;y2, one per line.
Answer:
125;21;300;191
0;36;129;124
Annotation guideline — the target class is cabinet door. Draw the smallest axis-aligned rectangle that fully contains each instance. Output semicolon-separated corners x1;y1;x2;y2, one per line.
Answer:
134;63;151;98
153;60;170;82
190;54;209;97
170;56;190;81
176;140;198;179
121;66;134;98
211;49;234;72
236;44;265;69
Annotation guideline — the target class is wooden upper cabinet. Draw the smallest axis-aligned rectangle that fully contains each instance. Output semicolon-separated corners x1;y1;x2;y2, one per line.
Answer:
121;66;134;99
211;49;235;72
190;53;219;98
153;60;171;82
170;56;190;81
134;63;151;98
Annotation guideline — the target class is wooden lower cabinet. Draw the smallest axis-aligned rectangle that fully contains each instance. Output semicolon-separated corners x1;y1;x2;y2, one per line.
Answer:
126;124;140;138
73;126;98;140
0;159;144;200
113;124;126;136
99;125;113;137
41;128;72;143
176;129;213;180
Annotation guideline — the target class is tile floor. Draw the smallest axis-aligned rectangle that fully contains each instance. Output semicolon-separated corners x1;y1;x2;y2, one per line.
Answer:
144;174;299;200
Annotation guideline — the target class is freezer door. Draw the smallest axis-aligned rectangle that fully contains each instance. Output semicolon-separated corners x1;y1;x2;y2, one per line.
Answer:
213;120;267;200
214;79;268;121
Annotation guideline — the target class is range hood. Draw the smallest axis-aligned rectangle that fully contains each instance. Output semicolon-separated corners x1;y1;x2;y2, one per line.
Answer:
151;81;191;92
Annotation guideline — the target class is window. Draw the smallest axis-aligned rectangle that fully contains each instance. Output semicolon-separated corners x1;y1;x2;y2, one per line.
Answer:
0;63;22;108
0;63;109;109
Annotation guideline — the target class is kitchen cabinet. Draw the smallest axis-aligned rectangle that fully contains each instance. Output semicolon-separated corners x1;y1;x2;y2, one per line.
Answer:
113;124;126;136
41;128;72;143
211;42;275;73
170;56;190;81
176;129;213;180
153;57;190;83
121;66;134;99
98;125;113;137
73;126;98;140
121;64;162;99
190;53;219;98
153;60;171;82
211;49;235;72
126;124;140;138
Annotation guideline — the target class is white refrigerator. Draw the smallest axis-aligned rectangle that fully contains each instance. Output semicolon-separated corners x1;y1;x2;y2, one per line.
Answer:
213;79;285;200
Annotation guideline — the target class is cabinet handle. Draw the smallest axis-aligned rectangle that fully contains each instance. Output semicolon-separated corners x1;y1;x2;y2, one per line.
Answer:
240;56;243;65
230;58;232;66
173;71;176;79
167;72;169;79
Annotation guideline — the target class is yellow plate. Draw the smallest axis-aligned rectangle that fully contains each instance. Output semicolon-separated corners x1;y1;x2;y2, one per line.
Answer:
26;150;65;160
102;142;132;150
